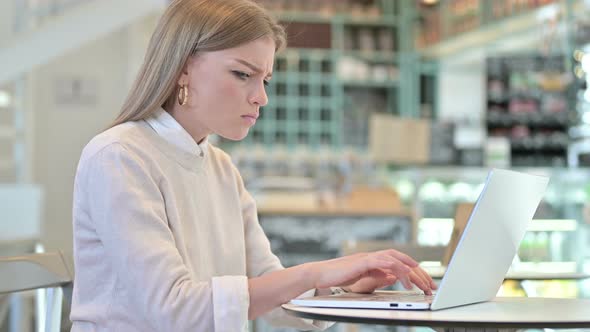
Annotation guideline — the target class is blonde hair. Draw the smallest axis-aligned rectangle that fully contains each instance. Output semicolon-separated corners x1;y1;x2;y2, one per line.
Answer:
109;0;286;128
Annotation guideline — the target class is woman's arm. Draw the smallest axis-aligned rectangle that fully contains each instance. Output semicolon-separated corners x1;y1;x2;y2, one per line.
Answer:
231;161;436;321
248;250;436;319
77;143;249;331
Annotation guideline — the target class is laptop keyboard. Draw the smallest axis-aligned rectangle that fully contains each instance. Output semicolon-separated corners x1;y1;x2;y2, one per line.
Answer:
363;292;435;303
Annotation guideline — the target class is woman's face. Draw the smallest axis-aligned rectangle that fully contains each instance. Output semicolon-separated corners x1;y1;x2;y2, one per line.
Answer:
172;37;275;143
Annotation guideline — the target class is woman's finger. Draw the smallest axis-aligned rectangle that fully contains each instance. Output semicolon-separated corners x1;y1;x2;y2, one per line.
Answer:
324;252;417;291
363;255;409;277
413;266;437;290
409;270;431;295
398;274;413;290
379;274;398;289
371;254;411;276
377;249;419;268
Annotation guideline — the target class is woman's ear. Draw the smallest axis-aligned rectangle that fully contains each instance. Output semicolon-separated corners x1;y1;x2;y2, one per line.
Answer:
177;67;189;86
177;56;195;85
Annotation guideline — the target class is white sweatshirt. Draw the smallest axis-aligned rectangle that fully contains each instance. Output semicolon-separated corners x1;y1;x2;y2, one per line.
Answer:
70;108;330;331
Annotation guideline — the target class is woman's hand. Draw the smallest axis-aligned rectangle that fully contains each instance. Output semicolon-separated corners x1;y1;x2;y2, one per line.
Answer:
307;249;437;295
343;265;437;295
340;268;397;293
248;248;437;319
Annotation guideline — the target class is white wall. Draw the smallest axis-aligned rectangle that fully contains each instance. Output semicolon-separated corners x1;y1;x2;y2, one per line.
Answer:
0;0;15;47
127;15;159;87
30;15;158;254
437;58;487;150
437;57;486;122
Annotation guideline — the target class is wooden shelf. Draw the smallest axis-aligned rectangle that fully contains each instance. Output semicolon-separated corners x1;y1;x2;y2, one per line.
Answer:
342;80;398;89
275;12;399;27
419;2;565;58
258;205;410;217
257;187;410;217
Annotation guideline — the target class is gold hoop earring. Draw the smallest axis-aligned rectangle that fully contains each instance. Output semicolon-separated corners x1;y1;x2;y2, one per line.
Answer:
178;85;188;106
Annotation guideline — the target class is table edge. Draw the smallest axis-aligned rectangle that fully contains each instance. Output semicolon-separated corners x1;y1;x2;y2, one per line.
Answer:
282;304;590;329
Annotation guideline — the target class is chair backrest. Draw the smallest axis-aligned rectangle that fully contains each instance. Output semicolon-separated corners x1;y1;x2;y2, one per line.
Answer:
442;202;474;266
0;252;73;332
0;185;48;332
0;252;72;294
0;237;45;332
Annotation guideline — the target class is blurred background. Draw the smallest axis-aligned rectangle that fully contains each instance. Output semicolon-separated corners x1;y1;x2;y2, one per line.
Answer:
2;0;590;331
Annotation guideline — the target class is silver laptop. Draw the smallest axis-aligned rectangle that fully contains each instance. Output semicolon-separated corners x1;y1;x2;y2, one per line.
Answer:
291;169;549;310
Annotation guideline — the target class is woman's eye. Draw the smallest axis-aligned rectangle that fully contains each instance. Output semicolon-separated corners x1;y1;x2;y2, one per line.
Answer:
263;80;270;87
233;71;250;80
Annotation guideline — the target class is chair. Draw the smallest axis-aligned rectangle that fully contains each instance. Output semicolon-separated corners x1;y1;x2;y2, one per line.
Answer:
0;239;43;332
0;184;45;332
442;202;474;266
0;252;73;332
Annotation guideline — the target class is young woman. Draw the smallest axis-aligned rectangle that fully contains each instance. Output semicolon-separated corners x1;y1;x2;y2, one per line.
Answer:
70;0;436;331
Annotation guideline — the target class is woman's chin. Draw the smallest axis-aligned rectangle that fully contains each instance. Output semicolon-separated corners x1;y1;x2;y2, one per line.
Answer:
218;130;250;142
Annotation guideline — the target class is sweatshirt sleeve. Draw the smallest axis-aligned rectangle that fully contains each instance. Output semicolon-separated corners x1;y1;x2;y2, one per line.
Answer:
236;169;334;331
81;143;249;332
